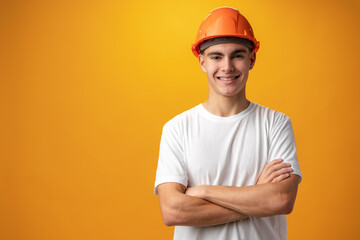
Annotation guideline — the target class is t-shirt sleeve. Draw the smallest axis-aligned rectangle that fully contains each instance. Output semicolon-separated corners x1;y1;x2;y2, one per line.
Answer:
154;123;188;196
268;115;302;182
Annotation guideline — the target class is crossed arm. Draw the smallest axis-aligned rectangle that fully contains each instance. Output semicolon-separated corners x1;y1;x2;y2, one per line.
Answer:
157;159;300;227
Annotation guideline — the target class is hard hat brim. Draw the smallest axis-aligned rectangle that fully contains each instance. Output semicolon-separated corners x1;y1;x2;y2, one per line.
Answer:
192;35;260;57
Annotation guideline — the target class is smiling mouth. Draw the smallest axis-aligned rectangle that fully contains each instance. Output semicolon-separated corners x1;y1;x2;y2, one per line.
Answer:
217;75;240;81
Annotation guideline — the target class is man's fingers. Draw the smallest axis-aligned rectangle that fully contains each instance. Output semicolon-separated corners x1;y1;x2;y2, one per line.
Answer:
257;159;293;184
271;173;291;183
268;167;293;181
261;159;283;180
268;162;291;172
266;159;283;169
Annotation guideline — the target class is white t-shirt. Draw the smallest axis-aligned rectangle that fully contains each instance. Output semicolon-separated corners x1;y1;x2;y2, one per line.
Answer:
154;102;302;240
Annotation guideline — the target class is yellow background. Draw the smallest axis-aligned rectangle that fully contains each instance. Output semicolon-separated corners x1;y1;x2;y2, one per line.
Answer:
1;0;359;239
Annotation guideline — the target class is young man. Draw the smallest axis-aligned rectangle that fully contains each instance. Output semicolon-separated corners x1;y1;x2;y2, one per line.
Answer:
154;7;302;240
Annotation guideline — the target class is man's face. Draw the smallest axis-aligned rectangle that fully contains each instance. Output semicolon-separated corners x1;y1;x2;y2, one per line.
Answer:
198;43;255;99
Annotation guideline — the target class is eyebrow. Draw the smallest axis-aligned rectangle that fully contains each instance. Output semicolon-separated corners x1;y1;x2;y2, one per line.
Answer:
231;49;247;55
207;49;248;56
207;51;224;56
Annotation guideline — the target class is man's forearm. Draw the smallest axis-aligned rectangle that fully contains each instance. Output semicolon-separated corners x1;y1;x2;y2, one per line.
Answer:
186;175;300;217
158;183;248;227
164;194;248;226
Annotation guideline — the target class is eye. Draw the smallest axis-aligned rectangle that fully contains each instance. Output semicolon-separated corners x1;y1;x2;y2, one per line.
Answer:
211;56;221;60
234;54;244;59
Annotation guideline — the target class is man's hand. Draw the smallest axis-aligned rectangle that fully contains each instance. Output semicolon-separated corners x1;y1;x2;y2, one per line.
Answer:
256;158;293;184
185;185;207;199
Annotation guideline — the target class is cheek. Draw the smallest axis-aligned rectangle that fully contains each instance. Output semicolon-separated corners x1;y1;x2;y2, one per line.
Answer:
204;64;217;75
236;62;251;73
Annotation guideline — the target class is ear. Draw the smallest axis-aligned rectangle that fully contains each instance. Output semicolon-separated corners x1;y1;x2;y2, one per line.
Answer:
198;54;206;73
249;51;256;70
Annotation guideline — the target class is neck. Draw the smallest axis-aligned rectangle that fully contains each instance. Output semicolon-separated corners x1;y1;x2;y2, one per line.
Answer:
203;93;250;117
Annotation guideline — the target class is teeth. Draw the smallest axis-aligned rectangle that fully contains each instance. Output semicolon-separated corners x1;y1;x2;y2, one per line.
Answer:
219;77;236;81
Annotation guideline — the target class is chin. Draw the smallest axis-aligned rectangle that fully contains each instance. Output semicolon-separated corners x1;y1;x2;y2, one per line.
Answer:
219;91;242;97
221;87;243;96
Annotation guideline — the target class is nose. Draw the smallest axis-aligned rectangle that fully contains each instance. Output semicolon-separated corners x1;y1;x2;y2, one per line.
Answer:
221;57;235;72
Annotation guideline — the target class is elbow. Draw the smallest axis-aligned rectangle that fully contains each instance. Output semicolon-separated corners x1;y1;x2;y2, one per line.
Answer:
266;175;300;216
161;211;177;226
162;216;175;227
280;200;294;215
160;205;183;226
277;193;296;215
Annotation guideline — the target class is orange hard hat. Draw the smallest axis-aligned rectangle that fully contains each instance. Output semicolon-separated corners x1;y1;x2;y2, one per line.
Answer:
191;7;260;57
